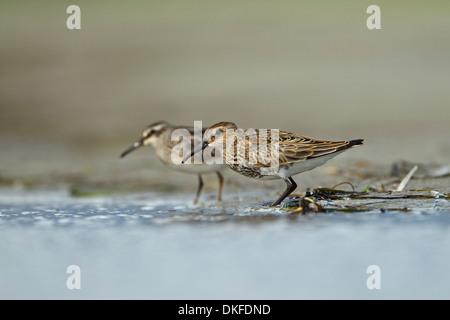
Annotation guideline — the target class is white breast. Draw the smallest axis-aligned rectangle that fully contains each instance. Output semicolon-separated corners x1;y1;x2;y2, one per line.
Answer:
235;149;346;180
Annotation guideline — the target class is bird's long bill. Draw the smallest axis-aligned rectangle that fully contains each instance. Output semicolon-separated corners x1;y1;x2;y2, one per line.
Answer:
182;140;208;164
120;139;144;158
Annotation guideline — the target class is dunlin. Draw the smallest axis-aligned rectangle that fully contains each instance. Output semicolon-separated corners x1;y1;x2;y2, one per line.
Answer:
183;121;363;206
121;121;225;204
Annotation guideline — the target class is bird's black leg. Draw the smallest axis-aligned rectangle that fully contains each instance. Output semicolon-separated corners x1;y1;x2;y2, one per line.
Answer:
270;177;297;206
216;171;224;201
193;174;204;205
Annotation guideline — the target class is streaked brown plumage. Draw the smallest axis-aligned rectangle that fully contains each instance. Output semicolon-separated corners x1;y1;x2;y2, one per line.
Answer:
120;121;225;204
183;121;363;206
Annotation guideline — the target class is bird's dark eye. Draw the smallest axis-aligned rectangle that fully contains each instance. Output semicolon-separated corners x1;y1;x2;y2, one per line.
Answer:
143;130;154;139
210;136;215;142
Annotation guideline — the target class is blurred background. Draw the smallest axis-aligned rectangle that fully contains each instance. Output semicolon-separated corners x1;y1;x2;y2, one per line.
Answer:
1;0;449;188
1;0;450;301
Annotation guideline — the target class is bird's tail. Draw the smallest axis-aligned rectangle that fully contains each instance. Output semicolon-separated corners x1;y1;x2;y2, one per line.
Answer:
348;139;364;147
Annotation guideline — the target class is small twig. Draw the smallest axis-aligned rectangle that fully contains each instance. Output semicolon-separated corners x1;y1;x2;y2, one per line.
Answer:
395;165;418;192
331;181;355;192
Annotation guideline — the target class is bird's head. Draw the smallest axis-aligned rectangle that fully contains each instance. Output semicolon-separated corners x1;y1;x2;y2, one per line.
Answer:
120;121;170;158
182;121;237;164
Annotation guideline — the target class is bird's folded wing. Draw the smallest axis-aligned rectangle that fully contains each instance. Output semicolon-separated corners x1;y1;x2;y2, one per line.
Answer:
257;132;352;166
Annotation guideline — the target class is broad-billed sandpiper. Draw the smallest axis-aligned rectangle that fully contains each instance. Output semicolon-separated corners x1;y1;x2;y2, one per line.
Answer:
121;121;224;204
182;121;363;206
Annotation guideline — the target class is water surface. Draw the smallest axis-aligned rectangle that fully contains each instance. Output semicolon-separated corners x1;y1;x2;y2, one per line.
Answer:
1;187;450;299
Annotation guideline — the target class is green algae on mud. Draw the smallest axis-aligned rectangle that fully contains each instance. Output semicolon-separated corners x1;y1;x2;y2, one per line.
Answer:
69;180;181;198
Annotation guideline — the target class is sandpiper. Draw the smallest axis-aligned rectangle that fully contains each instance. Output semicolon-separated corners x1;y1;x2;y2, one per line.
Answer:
182;121;363;206
120;121;225;204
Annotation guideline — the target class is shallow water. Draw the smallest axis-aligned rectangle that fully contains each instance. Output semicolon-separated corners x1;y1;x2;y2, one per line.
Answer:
1;187;450;299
